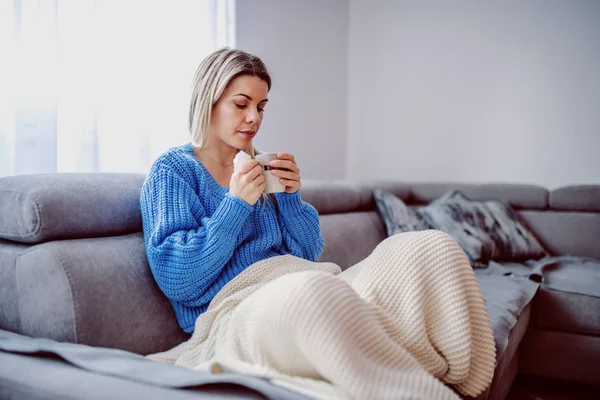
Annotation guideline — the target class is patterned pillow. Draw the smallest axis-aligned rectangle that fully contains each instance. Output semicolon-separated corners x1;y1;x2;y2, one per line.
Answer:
373;190;429;236
415;190;548;267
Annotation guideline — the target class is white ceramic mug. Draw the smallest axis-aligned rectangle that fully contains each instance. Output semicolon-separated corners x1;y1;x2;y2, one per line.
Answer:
255;153;287;194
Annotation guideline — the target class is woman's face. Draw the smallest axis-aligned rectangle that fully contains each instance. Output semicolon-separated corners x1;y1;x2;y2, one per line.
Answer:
209;74;269;151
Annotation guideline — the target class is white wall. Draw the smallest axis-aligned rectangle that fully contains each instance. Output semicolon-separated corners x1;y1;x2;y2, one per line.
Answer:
236;0;348;180
347;0;600;188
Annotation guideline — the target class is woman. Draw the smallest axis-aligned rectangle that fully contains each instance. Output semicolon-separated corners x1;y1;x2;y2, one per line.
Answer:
140;48;322;334
140;48;495;400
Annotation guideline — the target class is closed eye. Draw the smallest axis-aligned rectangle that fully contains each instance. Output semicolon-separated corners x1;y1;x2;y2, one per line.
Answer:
236;103;265;113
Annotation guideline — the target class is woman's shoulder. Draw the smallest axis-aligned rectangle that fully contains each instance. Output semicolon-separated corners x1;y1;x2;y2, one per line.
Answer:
151;142;196;170
150;142;207;177
144;142;203;186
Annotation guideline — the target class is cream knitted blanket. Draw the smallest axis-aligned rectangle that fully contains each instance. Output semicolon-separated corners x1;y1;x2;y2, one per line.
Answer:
147;230;496;400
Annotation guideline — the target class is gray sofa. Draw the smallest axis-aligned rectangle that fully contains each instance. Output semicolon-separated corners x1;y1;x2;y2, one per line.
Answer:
1;173;599;399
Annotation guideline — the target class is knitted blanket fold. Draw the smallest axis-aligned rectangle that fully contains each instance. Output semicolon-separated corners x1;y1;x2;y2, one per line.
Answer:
147;230;496;400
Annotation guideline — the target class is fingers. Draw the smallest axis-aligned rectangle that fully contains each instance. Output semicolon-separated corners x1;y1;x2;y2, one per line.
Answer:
235;153;303;196
268;153;301;194
229;160;267;205
270;168;298;181
246;164;264;182
268;159;299;173
279;177;301;192
276;152;296;163
236;161;262;180
238;159;260;175
278;177;301;187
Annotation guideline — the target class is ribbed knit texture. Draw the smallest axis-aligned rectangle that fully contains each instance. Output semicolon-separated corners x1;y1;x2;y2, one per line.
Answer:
139;143;324;333
147;230;496;400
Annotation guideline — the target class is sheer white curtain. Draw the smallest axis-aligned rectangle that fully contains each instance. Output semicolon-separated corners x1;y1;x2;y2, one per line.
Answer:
0;0;235;176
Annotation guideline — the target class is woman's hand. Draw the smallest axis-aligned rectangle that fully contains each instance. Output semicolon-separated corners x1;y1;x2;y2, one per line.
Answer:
269;152;301;194
229;159;265;205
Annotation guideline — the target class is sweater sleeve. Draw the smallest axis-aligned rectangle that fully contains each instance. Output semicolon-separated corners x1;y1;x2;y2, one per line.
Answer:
140;165;253;306
274;191;324;262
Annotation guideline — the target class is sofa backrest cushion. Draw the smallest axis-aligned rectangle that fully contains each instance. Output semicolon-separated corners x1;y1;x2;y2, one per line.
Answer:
0;173;145;244
0;233;189;355
318;211;387;270
407;183;548;210
518;210;600;259
310;181;600;264
549;185;600;212
1;174;599;260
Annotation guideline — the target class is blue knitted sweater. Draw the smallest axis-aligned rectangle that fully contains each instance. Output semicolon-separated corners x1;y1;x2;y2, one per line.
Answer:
139;143;324;333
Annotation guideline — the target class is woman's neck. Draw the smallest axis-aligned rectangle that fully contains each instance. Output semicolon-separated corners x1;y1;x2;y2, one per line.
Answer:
194;145;239;167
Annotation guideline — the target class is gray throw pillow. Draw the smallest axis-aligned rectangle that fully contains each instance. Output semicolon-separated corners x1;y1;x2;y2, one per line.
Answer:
373;190;429;236
416;190;548;267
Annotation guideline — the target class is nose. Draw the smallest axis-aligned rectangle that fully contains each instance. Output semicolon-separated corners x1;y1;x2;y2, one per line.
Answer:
245;107;259;124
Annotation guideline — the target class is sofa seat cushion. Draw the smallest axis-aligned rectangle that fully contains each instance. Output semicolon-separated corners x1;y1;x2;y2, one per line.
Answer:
530;287;600;335
474;271;539;366
475;306;530;400
519;329;600;386
0;329;309;400
473;269;539;399
487;256;600;335
529;256;600;335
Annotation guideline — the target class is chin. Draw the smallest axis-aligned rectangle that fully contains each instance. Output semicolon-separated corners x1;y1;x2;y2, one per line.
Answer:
237;141;252;152
227;140;247;151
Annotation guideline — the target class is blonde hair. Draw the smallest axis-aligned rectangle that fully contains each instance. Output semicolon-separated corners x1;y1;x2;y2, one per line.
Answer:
188;47;272;158
189;48;275;205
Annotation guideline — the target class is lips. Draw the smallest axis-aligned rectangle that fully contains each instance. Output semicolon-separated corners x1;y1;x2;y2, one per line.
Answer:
239;130;255;139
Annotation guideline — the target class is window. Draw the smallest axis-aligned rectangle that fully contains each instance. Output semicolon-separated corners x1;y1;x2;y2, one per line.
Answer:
0;0;235;176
